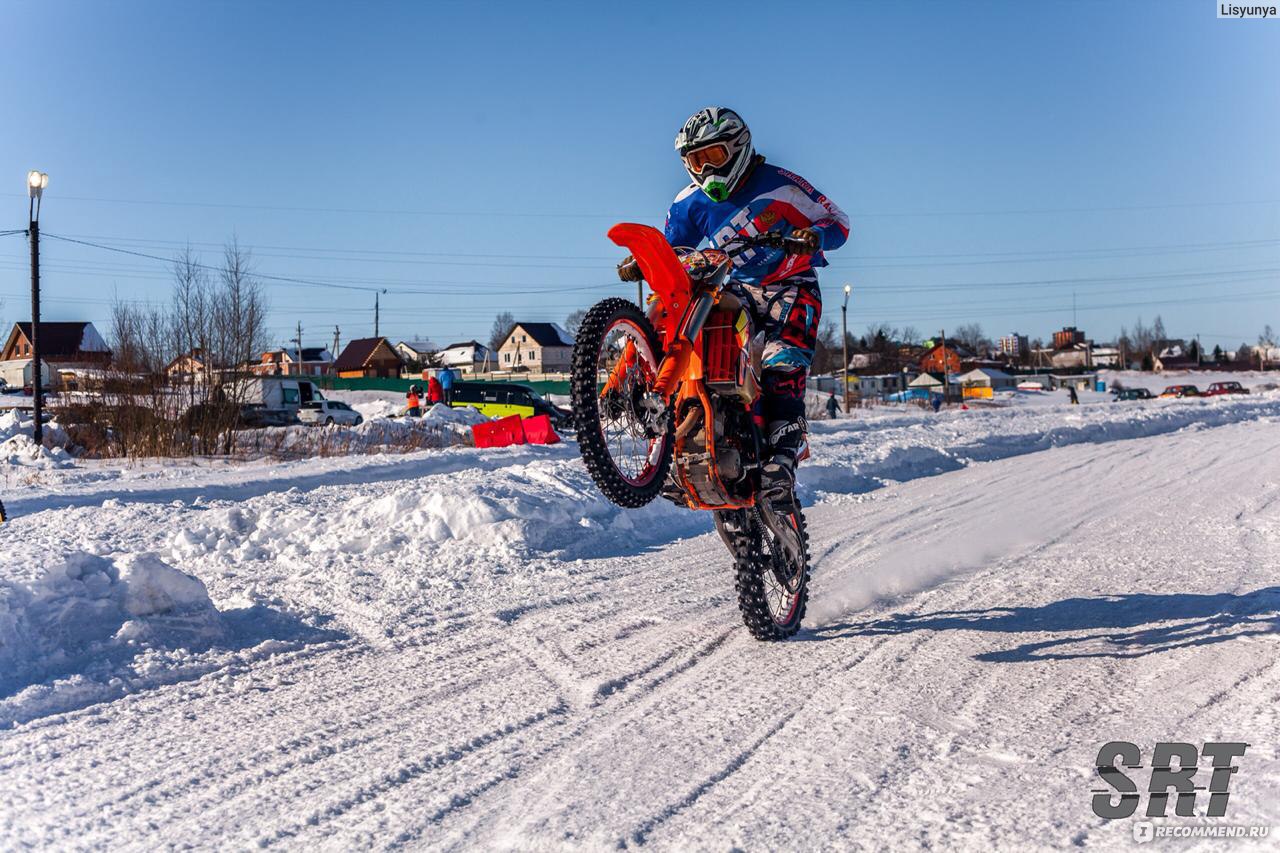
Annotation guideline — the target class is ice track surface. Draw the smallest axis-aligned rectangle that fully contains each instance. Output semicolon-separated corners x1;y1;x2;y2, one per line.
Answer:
2;391;1279;850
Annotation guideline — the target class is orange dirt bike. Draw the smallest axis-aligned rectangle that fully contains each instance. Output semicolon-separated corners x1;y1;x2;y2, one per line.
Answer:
570;223;812;640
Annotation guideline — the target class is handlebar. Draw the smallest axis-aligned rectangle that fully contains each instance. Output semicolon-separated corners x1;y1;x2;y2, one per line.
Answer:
719;231;812;257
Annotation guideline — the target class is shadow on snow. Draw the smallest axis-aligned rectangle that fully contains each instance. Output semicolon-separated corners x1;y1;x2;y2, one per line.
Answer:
807;587;1280;661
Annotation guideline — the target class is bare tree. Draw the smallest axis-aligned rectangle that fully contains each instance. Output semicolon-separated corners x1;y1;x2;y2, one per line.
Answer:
69;239;270;458
953;323;989;353
899;326;921;346
489;311;515;351
811;320;841;374
564;308;588;339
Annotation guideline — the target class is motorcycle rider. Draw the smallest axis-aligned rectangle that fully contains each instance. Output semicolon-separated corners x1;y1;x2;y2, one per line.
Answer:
619;107;849;508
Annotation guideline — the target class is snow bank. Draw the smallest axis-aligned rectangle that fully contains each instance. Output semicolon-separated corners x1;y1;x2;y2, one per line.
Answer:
350;403;488;443
0;409;74;468
170;455;695;571
0;551;225;726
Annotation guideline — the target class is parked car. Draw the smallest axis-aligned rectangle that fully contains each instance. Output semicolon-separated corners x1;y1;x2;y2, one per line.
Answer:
1202;381;1249;397
182;402;295;431
1159;384;1200;398
448;382;572;430
298;400;363;426
1113;387;1154;401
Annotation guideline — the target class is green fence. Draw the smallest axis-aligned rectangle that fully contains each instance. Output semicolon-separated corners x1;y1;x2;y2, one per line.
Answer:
316;376;571;397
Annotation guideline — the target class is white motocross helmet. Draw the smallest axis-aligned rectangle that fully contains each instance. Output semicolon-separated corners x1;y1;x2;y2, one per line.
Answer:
674;107;755;203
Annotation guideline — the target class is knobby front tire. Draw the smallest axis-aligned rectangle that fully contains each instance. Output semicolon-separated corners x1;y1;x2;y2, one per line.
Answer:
570;298;673;508
722;507;811;641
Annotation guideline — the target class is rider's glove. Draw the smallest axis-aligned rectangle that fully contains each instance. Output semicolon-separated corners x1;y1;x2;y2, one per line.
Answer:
617;256;644;282
787;228;821;255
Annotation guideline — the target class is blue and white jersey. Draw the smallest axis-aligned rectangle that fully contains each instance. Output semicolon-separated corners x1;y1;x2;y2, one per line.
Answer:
663;161;850;286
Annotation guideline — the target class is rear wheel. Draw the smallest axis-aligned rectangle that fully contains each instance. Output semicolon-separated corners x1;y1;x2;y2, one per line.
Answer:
570;298;673;508
718;505;811;640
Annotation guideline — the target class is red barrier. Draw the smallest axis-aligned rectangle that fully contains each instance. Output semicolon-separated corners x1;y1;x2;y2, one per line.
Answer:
522;413;560;445
470;414;526;448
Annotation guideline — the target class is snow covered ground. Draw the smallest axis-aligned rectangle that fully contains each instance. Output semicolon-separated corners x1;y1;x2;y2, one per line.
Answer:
1;388;1279;849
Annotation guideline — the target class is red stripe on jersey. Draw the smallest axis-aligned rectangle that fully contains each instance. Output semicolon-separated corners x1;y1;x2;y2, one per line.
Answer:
761;254;814;285
751;199;812;232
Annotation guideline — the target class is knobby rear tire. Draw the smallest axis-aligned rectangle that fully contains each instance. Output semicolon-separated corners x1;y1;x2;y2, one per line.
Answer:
570;298;673;509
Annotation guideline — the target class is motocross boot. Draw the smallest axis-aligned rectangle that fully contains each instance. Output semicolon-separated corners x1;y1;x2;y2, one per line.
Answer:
760;417;806;511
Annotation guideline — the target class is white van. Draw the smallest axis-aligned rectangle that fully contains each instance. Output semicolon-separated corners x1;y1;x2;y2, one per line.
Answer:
223;377;326;419
0;358;55;392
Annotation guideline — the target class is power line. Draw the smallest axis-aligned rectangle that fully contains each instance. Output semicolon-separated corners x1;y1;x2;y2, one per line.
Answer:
6;191;1278;219
47;230;1280;272
41;233;383;294
22;235;1280;298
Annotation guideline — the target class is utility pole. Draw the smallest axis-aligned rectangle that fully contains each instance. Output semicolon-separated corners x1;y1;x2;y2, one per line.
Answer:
1196;333;1202;367
940;328;949;403
27;171;48;447
374;292;380;338
294;322;304;376
332;325;340;361
841;284;852;413
637;279;644;309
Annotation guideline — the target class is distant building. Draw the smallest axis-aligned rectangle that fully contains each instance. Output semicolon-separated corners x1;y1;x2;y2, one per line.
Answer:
1089;346;1121;367
1053;327;1086;350
256;347;334;377
1050;373;1097;391
394;340;438;366
1152;352;1200;373
166;348;214;377
498;322;575;371
438;340;490;374
998;334;1028;357
854;373;907;398
919;342;970;374
1;321;111;369
332;337;403;379
956;367;1018;392
1050;345;1091;369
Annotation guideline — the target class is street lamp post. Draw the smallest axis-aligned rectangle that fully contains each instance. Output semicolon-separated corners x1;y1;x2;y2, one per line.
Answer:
27;170;48;447
841;284;851;413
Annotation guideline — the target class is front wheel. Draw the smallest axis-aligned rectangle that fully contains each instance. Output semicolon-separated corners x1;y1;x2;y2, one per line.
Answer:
570;298;673;508
717;505;811;640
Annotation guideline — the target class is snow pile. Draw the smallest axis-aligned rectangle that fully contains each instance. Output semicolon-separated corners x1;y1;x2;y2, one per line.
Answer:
326;389;414;421
170;456;693;571
801;393;1280;500
350;397;402;421
0;409;74;468
0;551;225;726
351;403;489;442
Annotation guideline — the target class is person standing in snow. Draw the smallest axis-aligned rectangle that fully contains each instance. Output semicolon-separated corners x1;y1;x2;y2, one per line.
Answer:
438;367;455;405
825;391;840;419
618;106;849;509
426;373;444;406
405;385;422;417
1068;385;1080;405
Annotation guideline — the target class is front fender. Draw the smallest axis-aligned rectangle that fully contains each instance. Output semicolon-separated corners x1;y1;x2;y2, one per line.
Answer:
607;223;691;346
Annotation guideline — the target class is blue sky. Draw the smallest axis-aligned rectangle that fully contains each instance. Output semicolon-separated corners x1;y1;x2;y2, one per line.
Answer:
0;0;1276;352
